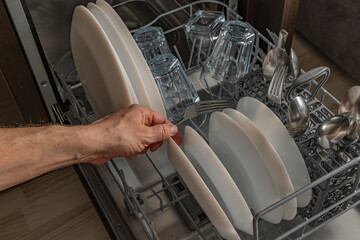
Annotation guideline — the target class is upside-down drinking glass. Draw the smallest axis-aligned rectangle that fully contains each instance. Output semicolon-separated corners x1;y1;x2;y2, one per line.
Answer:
184;10;225;66
148;53;199;122
200;20;255;99
133;26;171;61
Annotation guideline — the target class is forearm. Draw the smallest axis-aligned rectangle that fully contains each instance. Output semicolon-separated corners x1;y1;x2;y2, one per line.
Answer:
0;124;102;191
0;104;182;191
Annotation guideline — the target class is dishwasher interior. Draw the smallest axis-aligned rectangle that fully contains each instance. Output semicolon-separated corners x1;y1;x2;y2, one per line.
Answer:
6;0;360;239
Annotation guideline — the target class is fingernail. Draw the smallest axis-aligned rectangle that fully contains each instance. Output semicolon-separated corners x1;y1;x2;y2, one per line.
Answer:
170;124;178;135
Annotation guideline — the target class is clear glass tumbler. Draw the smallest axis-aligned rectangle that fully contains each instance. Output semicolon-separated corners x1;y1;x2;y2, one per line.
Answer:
184;10;225;66
200;20;255;99
148;54;199;122
133;26;171;61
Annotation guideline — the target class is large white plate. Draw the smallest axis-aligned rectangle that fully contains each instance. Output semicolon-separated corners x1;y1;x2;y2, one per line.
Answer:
236;97;311;207
167;138;241;240
87;3;151;109
184;126;253;235
96;0;166;117
223;108;297;220
70;5;132;118
82;4;174;190
209;112;283;224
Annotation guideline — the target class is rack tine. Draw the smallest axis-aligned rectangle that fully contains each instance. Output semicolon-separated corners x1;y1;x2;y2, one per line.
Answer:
196;99;228;105
197;104;228;115
268;66;279;95
197;100;228;109
274;65;285;96
197;102;228;110
278;66;288;97
268;65;288;105
174;100;228;125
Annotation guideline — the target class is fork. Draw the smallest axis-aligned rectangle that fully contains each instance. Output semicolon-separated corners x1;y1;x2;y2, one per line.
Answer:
174;100;228;125
267;65;288;105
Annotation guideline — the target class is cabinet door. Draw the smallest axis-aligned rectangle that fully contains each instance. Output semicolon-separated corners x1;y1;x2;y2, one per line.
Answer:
238;0;300;51
0;0;48;125
0;67;23;125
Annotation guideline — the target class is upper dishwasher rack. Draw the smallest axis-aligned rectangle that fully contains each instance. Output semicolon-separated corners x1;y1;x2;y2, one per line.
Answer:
53;1;360;239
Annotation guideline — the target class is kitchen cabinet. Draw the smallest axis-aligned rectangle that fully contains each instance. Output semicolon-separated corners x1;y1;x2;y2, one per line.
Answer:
0;0;48;125
238;0;300;51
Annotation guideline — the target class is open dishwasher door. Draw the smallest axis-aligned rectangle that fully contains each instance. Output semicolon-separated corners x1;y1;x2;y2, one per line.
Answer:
4;0;360;239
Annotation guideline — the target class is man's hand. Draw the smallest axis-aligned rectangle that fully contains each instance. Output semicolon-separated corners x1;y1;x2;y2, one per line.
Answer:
0;104;181;190
88;104;182;164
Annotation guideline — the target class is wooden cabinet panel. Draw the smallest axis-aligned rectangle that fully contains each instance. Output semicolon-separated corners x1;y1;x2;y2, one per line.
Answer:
238;0;300;51
0;67;24;125
0;0;48;125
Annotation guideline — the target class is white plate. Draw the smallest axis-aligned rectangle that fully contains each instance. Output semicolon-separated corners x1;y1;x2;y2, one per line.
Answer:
87;3;151;109
80;4;174;190
184;126;253;235
70;6;132;117
223;108;297;220
236;97;311;207
96;0;166;117
209;112;283;224
167;138;241;240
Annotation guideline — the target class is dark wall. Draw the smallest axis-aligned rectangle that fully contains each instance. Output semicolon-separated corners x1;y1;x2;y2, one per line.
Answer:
296;0;360;81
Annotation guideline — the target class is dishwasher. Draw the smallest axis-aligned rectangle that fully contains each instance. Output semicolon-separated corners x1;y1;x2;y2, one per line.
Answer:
4;0;360;239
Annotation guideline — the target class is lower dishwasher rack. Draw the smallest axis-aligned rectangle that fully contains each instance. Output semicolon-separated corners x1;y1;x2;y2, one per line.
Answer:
53;1;360;239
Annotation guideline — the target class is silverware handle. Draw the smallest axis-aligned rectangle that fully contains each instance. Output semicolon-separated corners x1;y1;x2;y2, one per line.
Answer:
277;29;288;49
285;66;330;103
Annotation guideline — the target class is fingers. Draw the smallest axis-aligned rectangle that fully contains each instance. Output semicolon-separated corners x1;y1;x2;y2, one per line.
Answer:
149;141;163;152
142;107;183;147
140;147;149;155
148;123;178;143
129;105;183;152
145;108;171;127
171;132;183;146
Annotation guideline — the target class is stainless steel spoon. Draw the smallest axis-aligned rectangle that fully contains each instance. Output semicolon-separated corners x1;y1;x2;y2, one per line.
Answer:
290;48;301;79
338;85;360;120
287;96;308;136
338;86;360;140
262;29;292;78
340;112;359;142
285;67;330;136
266;28;301;79
345;117;359;141
317;115;350;149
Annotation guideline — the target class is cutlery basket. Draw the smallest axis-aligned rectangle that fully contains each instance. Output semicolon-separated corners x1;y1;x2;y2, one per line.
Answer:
54;1;360;239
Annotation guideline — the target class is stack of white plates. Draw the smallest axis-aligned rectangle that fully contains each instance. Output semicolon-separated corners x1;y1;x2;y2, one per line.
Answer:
168;97;312;238
70;0;174;191
236;97;312;207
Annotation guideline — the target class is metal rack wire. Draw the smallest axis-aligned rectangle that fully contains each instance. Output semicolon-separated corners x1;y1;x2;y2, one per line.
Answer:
53;1;360;239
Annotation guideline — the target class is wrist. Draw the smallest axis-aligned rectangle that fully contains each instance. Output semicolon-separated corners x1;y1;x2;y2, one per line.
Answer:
42;124;104;165
67;124;107;164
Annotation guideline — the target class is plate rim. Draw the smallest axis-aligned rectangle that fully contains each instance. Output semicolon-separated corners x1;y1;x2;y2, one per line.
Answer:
70;5;131;117
236;96;311;207
87;2;140;105
167;138;241;240
96;0;166;116
209;111;283;224
184;126;253;235
223;108;297;220
87;2;154;109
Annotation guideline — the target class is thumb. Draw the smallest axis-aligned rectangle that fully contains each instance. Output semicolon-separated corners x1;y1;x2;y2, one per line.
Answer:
148;123;178;143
